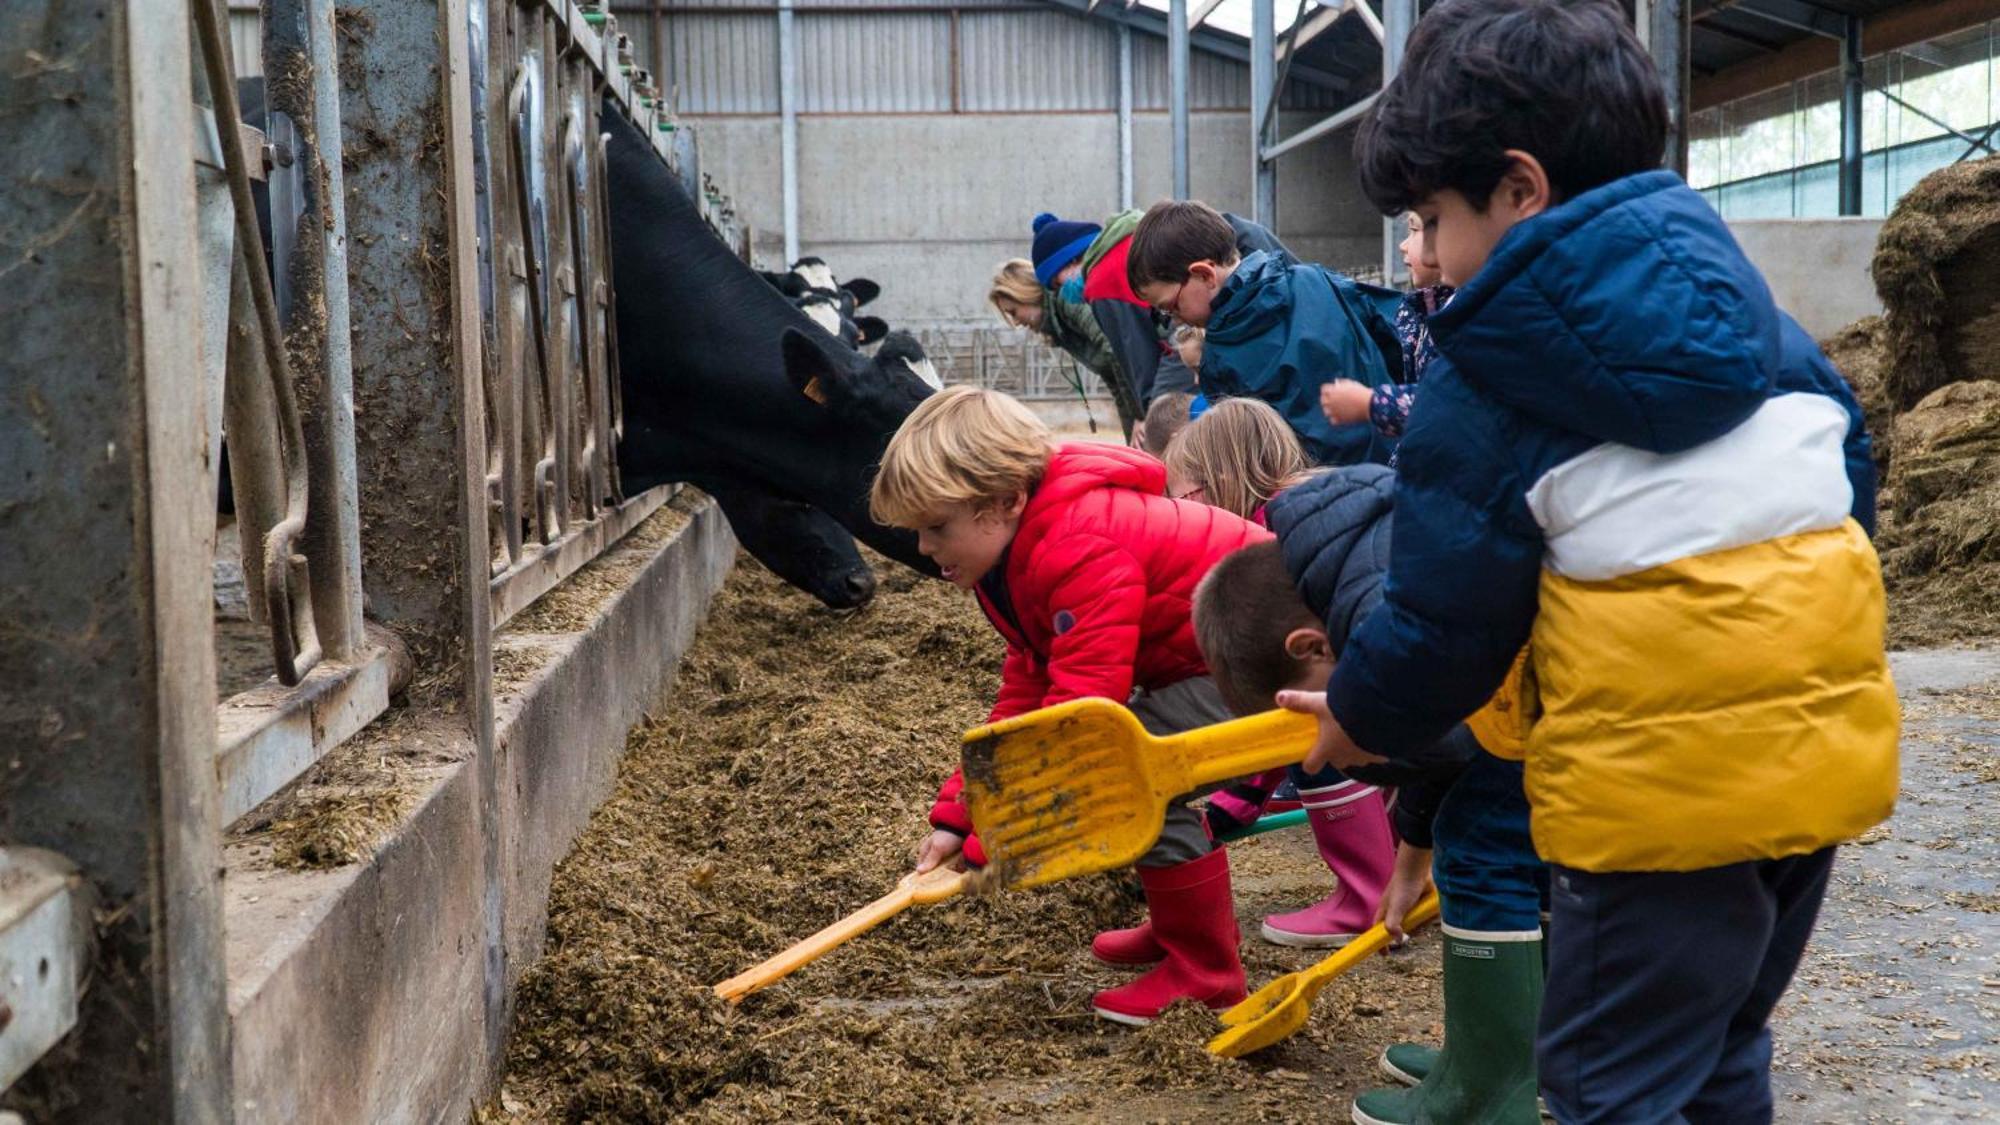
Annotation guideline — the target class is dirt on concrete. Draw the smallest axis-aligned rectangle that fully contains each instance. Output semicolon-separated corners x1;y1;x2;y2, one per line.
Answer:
489;557;1448;1123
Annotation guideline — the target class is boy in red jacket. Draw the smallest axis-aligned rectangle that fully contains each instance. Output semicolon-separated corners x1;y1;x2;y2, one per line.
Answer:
871;385;1270;1024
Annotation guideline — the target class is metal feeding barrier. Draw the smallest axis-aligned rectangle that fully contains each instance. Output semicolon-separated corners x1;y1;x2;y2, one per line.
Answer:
0;1;739;1109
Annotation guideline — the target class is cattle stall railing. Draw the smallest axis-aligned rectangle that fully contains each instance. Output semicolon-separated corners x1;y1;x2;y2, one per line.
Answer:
0;1;745;1114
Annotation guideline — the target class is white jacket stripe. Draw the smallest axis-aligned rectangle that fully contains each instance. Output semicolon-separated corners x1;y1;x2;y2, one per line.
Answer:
1525;393;1853;582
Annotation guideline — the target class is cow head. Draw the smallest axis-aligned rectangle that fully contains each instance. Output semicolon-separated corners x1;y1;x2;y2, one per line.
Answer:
781;325;940;441
699;477;878;608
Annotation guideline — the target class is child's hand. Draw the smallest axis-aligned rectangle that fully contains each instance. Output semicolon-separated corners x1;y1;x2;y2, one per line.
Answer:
914;828;967;874
1274;689;1387;772
1376;843;1434;946
1319;380;1372;425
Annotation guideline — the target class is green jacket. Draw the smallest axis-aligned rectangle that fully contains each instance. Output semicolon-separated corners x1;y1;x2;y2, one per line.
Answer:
1043;288;1117;376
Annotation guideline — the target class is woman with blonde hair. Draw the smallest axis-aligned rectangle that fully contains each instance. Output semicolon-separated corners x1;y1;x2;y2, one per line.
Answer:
1162;397;1315;524
988;257;1141;439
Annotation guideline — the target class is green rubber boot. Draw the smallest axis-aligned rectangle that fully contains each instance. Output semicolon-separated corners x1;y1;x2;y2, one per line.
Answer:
1380;1042;1439;1087
1351;927;1543;1125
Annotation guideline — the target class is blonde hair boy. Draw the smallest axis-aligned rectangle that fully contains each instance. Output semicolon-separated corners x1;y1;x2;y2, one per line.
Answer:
870;385;1053;528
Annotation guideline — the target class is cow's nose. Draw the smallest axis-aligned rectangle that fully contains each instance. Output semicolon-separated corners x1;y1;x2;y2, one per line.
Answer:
844;569;877;605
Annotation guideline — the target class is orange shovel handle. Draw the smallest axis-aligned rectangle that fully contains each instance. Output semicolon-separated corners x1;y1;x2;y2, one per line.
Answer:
713;867;967;1003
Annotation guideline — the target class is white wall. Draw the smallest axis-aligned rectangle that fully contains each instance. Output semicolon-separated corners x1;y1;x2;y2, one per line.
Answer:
1729;218;1885;340
687;108;1384;326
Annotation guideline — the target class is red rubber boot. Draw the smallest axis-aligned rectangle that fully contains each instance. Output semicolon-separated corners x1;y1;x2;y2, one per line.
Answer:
1091;848;1247;1025
1091;919;1165;966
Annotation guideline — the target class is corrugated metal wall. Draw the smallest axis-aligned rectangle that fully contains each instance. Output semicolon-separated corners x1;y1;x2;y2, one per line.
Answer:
232;3;1334;115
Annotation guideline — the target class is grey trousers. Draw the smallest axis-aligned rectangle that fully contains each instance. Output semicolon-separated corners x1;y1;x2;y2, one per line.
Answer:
1128;675;1235;868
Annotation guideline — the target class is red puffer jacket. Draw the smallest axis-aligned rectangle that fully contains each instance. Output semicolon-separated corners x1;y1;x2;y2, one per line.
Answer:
930;443;1271;847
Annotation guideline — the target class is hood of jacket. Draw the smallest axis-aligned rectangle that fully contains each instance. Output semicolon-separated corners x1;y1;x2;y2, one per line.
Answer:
1263;465;1395;651
1427;170;1777;455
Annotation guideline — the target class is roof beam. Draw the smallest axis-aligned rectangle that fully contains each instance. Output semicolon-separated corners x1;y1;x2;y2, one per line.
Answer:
1705;0;1846;39
1697;16;1789;51
1694;0;1995;109
1189;0;1228;28
1042;0;1352;91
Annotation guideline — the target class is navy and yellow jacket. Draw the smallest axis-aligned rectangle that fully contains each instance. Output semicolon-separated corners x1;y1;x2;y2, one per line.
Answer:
1327;170;1899;874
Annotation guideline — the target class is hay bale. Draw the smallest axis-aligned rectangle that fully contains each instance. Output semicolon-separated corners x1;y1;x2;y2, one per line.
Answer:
1821;314;1894;470
1887;381;2000;560
1871;155;2000;412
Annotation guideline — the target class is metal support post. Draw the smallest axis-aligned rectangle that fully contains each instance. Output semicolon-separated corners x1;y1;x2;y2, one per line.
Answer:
1118;23;1135;209
339;0;504;1066
1250;0;1276;226
1169;0;1190;199
1381;0;1415;282
1839;14;1864;215
779;0;801;262
1640;0;1689;175
0;0;232;1115
265;0;368;661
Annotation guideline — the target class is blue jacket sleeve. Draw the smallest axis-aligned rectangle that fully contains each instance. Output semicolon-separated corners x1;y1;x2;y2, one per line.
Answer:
1326;366;1544;758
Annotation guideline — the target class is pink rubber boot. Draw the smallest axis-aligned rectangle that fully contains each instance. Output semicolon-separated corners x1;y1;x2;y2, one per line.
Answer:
1259;781;1395;948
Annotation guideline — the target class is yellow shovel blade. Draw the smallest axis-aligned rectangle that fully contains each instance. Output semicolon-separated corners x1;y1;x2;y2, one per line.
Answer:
713;866;967;1002
961;699;1319;889
1207;893;1440;1058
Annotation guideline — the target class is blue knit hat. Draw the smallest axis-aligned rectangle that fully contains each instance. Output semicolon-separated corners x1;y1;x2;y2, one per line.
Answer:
1031;212;1101;287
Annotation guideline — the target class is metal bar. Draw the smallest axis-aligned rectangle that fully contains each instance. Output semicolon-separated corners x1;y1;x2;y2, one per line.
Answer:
1839;13;1863;214
1956;119;2000;163
1261;91;1376;162
0;0;232;1112
1118;23;1134;208
1169;0;1190;198
490;485;675;626
1712;0;1844;39
1650;0;1689;175
1250;0;1276;225
779;0;800;263
1347;0;1383;43
216;644;407;824
1271;2;1337;64
1868;76;1996;154
1189;0;1227;28
1698;17;1787;51
266;0;369;659
199;0;324;687
950;7;962;113
1040;0;1350;93
437;0;508;1078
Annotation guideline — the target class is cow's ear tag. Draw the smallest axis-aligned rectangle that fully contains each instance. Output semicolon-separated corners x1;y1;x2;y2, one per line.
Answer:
801;376;828;405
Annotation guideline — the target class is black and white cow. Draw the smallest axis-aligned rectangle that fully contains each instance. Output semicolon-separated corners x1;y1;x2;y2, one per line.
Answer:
604;100;942;608
760;257;890;348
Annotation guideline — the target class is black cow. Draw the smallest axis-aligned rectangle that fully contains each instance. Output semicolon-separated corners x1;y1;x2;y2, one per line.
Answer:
604;99;940;607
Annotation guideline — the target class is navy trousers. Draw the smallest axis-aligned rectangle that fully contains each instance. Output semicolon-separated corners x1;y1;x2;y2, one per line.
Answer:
1538;847;1837;1124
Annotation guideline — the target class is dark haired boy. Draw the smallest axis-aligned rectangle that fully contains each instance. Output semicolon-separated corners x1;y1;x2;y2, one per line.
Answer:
1195;470;1547;1125
1278;1;1898;1121
1127;200;1403;466
1039;206;1293;409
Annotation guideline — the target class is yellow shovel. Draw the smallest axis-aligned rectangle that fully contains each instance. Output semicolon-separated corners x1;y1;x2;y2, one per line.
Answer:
713;866;968;1002
960;698;1317;890
1207;891;1441;1058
